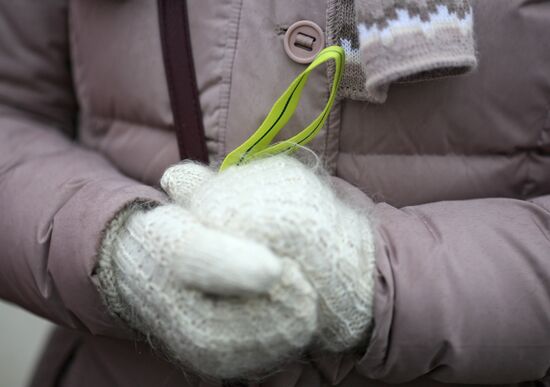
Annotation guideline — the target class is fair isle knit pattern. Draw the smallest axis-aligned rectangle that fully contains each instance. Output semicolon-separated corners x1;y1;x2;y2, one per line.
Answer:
327;0;477;103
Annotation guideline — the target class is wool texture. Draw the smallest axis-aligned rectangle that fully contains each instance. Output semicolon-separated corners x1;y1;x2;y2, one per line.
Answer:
328;0;477;102
97;155;376;379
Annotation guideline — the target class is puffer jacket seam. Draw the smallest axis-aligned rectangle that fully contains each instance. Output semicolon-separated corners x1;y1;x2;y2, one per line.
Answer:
0;100;71;133
84;114;172;133
324;98;342;174
67;1;89;126
218;0;243;158
522;108;550;197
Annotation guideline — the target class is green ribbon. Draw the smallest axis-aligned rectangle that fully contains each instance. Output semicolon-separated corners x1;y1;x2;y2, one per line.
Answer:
219;46;344;171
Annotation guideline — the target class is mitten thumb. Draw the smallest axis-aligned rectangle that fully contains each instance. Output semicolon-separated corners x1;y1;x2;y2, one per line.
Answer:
175;221;284;297
161;161;215;206
122;205;283;297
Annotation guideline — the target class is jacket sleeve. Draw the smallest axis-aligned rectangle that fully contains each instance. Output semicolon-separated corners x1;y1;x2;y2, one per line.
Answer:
357;196;550;384
0;1;166;338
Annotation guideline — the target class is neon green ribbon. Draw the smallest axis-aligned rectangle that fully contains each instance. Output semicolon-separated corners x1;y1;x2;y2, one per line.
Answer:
219;46;344;171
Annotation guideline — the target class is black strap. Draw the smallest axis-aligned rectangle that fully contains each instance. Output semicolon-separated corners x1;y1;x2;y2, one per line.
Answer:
157;0;209;162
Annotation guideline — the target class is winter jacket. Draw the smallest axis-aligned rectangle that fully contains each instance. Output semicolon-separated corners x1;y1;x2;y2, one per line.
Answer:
0;0;549;386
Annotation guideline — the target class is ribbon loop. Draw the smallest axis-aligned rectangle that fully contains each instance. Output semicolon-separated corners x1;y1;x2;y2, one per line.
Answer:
220;46;344;171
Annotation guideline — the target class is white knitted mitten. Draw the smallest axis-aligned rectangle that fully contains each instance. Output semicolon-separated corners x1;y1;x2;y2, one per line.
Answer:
98;156;376;379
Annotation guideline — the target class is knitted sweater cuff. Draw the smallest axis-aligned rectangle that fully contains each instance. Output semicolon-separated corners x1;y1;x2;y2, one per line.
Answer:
328;0;477;103
96;198;161;323
357;0;476;103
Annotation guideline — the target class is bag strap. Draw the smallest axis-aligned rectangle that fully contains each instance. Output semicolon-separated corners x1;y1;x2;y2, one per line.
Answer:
157;0;209;162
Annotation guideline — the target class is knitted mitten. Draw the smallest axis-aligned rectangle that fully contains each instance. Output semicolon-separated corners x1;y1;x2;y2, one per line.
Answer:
97;156;376;378
328;0;477;102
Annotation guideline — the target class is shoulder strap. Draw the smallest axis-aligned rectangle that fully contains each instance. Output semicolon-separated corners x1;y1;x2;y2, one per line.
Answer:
157;0;209;162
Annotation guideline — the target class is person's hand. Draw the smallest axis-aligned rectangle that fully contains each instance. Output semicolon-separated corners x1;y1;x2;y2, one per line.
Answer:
98;155;376;379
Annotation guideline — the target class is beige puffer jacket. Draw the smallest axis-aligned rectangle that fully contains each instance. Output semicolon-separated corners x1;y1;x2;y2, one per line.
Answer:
0;1;550;386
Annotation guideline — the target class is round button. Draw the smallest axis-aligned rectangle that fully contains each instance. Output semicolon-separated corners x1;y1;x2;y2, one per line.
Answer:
284;20;325;64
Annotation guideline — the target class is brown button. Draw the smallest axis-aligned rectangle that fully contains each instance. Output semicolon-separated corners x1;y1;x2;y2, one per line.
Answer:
284;20;325;64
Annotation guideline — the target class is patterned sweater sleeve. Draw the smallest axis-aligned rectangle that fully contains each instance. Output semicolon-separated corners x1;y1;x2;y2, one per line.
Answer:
328;0;477;103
